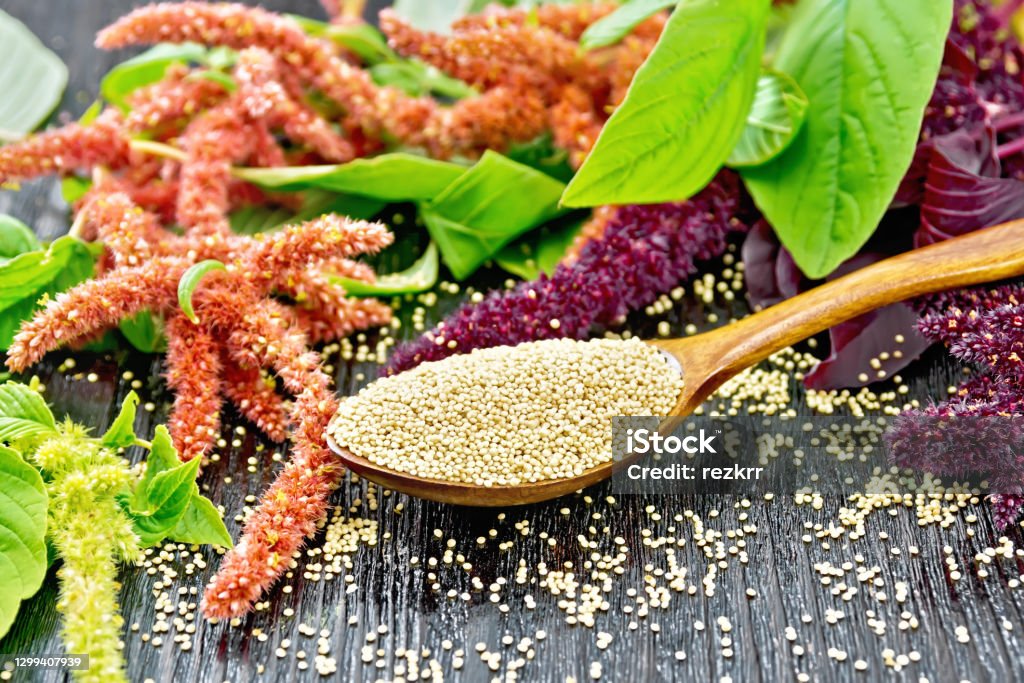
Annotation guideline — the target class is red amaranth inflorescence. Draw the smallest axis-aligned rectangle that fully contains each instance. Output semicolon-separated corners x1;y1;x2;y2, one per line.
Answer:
95;2;663;160
0;1;698;619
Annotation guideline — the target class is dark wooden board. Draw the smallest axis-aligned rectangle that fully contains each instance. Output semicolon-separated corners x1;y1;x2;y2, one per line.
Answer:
1;2;1023;682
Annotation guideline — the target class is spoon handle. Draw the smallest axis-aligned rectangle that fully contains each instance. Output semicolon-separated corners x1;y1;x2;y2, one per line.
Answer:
675;218;1024;384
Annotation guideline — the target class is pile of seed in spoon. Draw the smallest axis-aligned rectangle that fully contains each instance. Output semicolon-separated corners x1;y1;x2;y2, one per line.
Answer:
327;338;684;486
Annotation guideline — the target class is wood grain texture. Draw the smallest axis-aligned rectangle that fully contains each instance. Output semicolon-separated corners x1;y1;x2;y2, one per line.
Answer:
1;2;1024;682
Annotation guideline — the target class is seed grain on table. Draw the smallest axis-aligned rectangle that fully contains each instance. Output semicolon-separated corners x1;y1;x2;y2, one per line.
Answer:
3;2;1024;682
329;338;684;485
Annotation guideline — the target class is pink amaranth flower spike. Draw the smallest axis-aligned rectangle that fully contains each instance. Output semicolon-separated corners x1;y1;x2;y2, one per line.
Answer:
6;193;394;614
94;2;660;159
0;109;130;184
165;314;224;461
234;48;355;163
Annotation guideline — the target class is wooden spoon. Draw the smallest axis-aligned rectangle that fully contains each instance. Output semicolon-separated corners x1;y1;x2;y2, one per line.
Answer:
327;218;1024;506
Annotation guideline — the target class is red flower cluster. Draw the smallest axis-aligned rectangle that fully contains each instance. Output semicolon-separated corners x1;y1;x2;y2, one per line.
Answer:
5;189;392;618
96;2;665;162
0;1;671;619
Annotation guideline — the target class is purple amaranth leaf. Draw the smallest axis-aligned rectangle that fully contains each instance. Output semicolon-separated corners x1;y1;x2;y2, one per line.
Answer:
742;228;927;390
803;253;930;390
916;127;1024;245
740;220;802;310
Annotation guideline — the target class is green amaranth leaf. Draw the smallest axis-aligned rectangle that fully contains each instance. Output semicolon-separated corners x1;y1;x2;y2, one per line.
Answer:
0;445;48;639
0;235;96;351
101;391;140;451
505;133;574;183
579;0;675;51
60;176;92;205
741;0;952;278
0;215;41;260
129;432;201;547
100;42;208;109
233;153;467;202
0;9;67;141
370;61;477;99
727;70;808;167
169;489;232;547
78;100;103;125
495;215;585;280
177;260;226;324
331;242;439;296
302;19;396;64
185;69;237;92
562;0;771;207
142;426;179;485
0;382;57;444
421;151;567;279
131;425;229;547
118;310;166;353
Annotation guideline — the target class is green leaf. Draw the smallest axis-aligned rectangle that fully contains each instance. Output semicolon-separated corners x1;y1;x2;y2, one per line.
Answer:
78;100;103;125
742;0;952;278
185;69;237;92
495;215;585;280
331;242;439;296
177;260;226;324
562;0;771;208
142;426;179;485
101;391;139;450
169;489;232;547
0;382;57;443
119;310;166;353
0;9;67;141
0;235;96;350
727;70;808;167
293;17;397;64
0;215;40;260
60;176;92;205
505;134;574;183
233;153;467;201
100;42;208;109
421;151;567;279
327;23;396;64
0;445;48;639
205;46;238;71
370;61;476;99
129;442;201;547
388;0;545;32
579;0;675;50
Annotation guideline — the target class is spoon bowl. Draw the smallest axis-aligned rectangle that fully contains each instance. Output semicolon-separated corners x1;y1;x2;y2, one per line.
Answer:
328;218;1024;506
327;434;621;506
